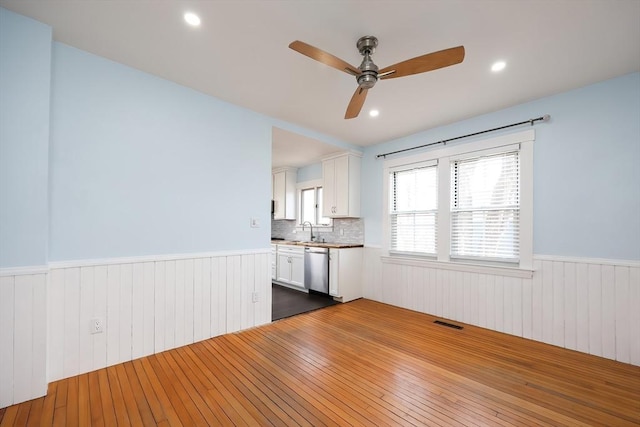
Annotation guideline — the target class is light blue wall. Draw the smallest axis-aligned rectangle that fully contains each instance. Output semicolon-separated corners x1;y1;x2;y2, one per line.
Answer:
362;73;640;261
1;7;355;265
297;162;322;182
3;7;637;264
0;9;51;268
48;43;274;261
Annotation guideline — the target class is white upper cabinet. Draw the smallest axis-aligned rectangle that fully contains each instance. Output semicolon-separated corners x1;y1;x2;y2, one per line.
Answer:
322;152;361;218
272;167;297;220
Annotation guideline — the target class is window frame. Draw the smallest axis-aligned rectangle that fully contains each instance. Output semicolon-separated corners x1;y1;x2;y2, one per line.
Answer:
450;149;521;263
382;130;534;275
388;159;438;257
296;179;333;231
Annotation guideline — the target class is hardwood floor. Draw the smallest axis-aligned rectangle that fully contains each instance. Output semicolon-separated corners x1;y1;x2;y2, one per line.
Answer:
1;299;639;426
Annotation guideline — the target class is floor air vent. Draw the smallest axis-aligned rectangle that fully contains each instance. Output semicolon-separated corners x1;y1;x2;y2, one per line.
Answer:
434;320;463;330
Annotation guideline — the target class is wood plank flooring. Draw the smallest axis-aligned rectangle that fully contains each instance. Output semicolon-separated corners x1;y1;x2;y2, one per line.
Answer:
1;299;639;426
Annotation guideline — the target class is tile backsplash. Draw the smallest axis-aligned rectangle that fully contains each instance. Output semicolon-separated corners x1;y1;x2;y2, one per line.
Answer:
271;218;364;244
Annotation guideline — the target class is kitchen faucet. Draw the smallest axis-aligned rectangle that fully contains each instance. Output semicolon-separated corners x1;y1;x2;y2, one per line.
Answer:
301;221;314;241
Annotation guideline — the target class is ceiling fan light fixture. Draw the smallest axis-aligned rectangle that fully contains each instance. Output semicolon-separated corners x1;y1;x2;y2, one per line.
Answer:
288;36;465;119
369;109;380;117
184;12;201;27
491;61;506;72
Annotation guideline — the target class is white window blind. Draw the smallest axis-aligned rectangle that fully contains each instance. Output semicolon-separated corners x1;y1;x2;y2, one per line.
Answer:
390;165;437;255
451;151;520;262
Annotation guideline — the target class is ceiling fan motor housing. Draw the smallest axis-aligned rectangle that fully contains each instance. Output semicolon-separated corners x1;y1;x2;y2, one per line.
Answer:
356;36;379;89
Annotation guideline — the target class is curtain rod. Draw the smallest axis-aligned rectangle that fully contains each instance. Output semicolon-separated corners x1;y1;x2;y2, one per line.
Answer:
376;114;551;159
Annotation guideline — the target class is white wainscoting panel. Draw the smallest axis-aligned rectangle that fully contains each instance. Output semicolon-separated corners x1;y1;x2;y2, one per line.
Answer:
0;272;47;408
362;247;640;366
47;250;271;383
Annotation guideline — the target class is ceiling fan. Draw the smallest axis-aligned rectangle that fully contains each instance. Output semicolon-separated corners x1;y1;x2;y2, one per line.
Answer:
289;36;465;119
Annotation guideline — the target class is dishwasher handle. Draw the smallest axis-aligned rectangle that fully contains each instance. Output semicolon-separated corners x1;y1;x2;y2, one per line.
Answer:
304;247;329;254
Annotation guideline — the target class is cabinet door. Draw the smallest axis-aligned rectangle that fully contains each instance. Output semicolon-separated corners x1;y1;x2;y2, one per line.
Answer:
329;249;340;296
332;248;363;302
276;252;292;283
290;254;305;288
322;159;336;217
273;172;286;220
271;249;277;280
333;155;350;216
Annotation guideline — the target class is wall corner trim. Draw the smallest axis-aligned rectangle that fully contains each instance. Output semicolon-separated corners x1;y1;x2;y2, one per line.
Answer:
47;248;271;269
533;254;640;268
0;265;49;277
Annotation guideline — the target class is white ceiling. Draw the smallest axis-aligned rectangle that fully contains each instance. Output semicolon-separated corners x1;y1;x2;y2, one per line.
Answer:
272;127;344;169
2;0;639;165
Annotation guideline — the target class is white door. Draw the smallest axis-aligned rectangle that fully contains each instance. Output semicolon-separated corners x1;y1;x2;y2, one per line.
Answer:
273;171;285;219
333;155;349;216
290;254;305;287
329;249;340;296
322;159;336;217
276;252;292;283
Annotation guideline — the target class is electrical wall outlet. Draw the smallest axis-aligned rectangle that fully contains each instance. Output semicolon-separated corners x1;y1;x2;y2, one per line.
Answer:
90;317;104;334
340;228;345;236
252;291;259;303
250;218;260;228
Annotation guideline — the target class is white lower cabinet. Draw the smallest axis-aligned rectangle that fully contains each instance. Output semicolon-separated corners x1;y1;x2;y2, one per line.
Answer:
329;247;363;302
273;244;363;300
275;245;305;288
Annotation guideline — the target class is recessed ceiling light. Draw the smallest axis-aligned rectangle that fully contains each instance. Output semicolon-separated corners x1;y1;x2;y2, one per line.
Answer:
369;109;379;117
184;12;201;27
491;61;506;72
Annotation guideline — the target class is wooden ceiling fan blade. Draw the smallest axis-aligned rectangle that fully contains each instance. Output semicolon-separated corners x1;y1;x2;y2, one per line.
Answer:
345;87;368;119
289;41;361;76
379;46;465;80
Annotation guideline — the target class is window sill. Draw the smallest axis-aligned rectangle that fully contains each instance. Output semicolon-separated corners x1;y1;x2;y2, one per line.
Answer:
380;255;533;279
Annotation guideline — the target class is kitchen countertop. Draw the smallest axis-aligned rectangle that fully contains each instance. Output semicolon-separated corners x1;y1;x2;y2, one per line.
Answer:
271;240;363;249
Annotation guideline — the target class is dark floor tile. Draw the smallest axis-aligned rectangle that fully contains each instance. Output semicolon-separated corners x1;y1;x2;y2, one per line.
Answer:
272;284;338;321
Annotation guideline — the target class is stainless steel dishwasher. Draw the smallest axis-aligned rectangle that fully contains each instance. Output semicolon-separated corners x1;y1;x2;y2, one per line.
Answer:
304;247;329;294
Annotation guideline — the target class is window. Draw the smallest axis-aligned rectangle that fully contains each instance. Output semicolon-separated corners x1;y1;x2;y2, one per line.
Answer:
298;181;331;226
451;151;520;262
383;130;534;271
389;163;437;255
300;188;317;225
